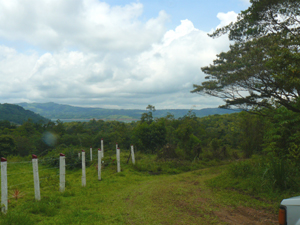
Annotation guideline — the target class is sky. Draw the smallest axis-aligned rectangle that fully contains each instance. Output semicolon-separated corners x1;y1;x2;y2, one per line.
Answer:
0;0;250;110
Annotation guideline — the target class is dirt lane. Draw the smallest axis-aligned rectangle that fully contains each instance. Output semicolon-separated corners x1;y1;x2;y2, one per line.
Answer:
143;168;278;224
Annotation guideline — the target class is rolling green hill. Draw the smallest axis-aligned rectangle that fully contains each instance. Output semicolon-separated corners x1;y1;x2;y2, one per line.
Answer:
17;102;239;121
0;103;50;124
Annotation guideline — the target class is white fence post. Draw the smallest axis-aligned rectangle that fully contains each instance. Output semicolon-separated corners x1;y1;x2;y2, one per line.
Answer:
90;147;92;161
131;145;135;165
116;143;118;156
59;153;66;192
81;150;86;187
117;148;121;173
32;154;41;201
78;152;81;159
101;139;104;158
1;157;8;213
98;148;102;181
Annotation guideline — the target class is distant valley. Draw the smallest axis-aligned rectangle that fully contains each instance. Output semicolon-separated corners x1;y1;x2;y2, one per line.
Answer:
17;102;240;122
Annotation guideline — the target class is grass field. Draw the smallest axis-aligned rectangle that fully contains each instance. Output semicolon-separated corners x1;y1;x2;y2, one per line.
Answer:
0;152;278;225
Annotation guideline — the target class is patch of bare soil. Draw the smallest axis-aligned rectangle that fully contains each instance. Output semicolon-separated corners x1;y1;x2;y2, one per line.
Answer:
214;206;277;225
173;196;277;224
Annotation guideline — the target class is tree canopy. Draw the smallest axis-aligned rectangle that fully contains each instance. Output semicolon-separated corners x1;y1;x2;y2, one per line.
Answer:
192;0;300;112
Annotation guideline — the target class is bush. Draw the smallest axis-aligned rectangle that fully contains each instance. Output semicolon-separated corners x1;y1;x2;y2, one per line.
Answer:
41;147;92;170
157;144;177;160
209;157;300;198
262;158;299;192
228;160;256;178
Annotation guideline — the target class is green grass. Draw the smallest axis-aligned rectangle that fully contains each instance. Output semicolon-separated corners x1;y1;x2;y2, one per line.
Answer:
207;156;300;213
0;151;279;224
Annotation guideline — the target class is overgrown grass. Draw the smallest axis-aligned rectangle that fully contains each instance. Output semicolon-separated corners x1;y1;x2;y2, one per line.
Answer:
132;152;230;175
207;155;300;208
0;150;279;224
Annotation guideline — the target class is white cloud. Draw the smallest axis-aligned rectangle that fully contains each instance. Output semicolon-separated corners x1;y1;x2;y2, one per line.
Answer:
216;11;238;29
0;0;233;109
0;0;169;52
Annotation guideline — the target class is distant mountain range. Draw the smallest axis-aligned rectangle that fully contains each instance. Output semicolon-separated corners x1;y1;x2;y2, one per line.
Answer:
17;102;240;121
0;103;50;124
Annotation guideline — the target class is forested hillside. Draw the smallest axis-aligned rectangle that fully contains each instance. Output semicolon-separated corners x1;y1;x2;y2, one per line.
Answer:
2;102;300;197
17;102;238;120
0;103;49;124
0;110;248;161
0;105;300;217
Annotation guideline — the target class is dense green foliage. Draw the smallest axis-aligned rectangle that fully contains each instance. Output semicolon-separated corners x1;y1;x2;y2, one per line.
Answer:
1;1;300;206
0;107;267;164
1;103;300;205
0;103;49;124
192;0;300;112
0;158;277;224
0;107;259;159
190;0;300;199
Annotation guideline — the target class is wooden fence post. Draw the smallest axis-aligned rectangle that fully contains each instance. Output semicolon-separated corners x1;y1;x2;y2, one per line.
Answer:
98;148;101;181
117;148;121;173
82;150;86;187
131;145;135;165
1;157;7;213
59;153;66;192
90;147;92;161
101;139;104;158
32;154;41;201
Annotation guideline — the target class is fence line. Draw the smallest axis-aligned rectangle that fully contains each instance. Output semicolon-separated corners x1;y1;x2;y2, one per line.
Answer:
7;161;32;164
131;145;135;165
7;171;33;176
1;140;137;214
39;167;59;172
40;174;60;180
101;139;104;158
98;148;101;181
1;158;7;213
8;180;33;188
60;153;65;192
32;155;41;201
117;148;121;173
82;150;86;187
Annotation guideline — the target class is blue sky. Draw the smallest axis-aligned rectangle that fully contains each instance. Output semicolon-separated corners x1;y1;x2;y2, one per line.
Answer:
0;0;250;110
106;0;249;30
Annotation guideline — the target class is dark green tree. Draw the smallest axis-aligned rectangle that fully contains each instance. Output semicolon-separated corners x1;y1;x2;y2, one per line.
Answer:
0;135;16;156
133;120;166;154
263;107;300;159
14;136;36;156
238;112;264;158
52;120;65;136
0;120;14;129
192;0;300;112
175;111;203;159
140;105;156;124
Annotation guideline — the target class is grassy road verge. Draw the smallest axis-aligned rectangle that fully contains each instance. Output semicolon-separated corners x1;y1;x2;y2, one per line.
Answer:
0;159;278;224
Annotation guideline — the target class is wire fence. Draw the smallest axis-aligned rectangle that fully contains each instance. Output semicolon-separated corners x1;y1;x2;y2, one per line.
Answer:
0;144;136;214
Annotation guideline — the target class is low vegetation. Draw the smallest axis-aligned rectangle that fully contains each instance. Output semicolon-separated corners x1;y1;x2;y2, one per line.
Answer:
0;151;277;224
1;104;300;223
